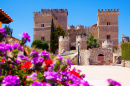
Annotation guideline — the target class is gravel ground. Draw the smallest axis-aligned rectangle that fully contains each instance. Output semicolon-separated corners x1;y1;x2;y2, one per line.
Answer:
71;65;130;86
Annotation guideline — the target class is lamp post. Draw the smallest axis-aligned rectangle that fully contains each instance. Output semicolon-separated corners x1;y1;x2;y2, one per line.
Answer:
77;41;80;65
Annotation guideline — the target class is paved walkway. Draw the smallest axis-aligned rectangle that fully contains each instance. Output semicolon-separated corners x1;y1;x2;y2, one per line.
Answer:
71;65;130;86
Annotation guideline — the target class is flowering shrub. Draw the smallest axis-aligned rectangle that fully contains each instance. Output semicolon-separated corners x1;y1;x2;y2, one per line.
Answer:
0;27;121;86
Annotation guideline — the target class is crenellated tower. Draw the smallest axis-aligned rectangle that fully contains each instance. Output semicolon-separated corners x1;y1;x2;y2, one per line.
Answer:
59;36;70;54
97;9;119;47
76;35;87;50
33;9;68;46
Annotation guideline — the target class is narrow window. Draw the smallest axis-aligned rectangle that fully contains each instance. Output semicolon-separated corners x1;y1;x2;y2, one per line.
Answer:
107;22;110;25
41;24;44;27
41;37;45;41
107;35;110;39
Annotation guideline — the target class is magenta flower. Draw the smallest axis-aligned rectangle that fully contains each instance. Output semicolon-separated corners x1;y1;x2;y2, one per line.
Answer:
31;81;43;86
5;43;12;51
12;43;23;51
31;57;44;65
27;72;37;80
43;82;51;86
2;75;20;86
44;71;62;81
17;54;30;61
0;27;6;39
0;27;5;33
82;74;86;78
20;32;30;42
57;54;63;60
39;51;50;59
0;44;6;56
0;68;2;76
107;79;121;86
30;50;39;57
1;56;5;59
15;60;21;64
66;59;73;66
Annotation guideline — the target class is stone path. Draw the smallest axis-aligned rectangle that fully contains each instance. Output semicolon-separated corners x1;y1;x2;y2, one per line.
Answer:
71;65;130;86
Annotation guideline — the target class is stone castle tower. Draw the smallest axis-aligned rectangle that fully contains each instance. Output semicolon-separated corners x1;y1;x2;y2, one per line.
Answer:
33;9;68;45
59;36;70;54
97;9;119;47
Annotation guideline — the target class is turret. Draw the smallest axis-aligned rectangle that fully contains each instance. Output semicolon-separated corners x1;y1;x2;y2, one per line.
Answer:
102;40;113;49
122;34;129;43
59;36;70;54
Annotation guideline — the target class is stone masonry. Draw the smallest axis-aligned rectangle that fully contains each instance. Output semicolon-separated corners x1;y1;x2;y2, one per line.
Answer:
71;48;113;65
97;9;119;47
76;35;87;50
33;9;119;50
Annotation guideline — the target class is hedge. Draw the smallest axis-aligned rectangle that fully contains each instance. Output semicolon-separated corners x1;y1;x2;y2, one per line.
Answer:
121;42;130;60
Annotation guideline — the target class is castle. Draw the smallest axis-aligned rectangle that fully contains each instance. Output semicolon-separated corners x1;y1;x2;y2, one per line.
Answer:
33;9;119;53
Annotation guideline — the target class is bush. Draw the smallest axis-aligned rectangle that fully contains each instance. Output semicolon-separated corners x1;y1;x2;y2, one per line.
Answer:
121;42;130;60
87;34;99;49
31;39;49;51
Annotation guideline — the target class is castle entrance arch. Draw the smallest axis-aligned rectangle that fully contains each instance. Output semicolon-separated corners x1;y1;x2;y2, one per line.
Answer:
70;46;76;50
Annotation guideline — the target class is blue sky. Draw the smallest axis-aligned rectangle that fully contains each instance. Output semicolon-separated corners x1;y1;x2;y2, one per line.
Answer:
1;0;130;46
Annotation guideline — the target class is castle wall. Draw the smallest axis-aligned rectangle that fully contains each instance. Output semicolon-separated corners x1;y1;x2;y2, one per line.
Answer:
76;35;87;50
34;27;51;45
33;17;52;28
98;26;118;46
85;26;98;38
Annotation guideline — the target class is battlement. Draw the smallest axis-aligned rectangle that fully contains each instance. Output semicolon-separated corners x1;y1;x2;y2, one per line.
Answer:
98;9;119;15
76;35;87;41
67;25;84;30
102;40;113;46
59;36;69;42
33;9;68;17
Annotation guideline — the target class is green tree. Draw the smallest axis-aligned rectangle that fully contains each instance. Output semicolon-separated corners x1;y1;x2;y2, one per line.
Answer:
5;25;13;36
50;19;55;53
31;39;49;51
54;25;66;49
87;34;99;49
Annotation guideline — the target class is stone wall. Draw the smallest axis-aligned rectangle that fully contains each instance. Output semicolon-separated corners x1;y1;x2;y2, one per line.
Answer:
5;35;20;44
76;35;87;50
80;50;90;65
71;54;78;65
88;48;113;65
34;27;51;45
73;48;113;65
122;60;130;68
70;48;113;65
